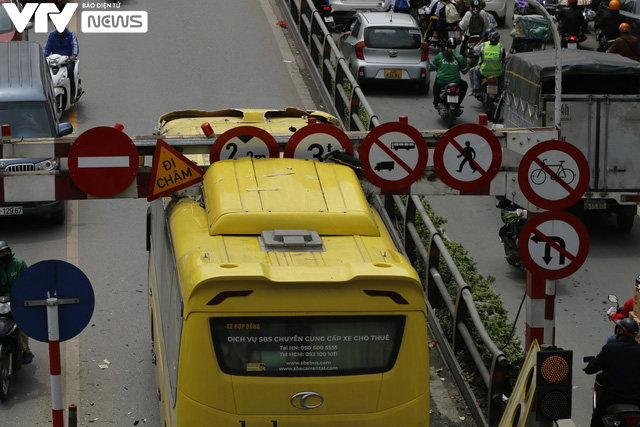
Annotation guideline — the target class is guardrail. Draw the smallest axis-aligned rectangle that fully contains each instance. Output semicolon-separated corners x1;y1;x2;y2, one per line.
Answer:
280;0;380;131
277;2;511;426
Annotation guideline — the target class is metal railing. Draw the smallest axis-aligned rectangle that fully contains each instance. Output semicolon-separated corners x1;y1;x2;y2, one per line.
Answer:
277;2;510;426
281;0;380;131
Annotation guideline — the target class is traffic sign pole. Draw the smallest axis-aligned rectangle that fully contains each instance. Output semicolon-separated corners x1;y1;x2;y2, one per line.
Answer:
46;297;63;427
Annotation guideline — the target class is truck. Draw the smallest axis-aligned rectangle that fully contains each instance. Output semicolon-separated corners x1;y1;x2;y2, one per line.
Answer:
497;49;640;231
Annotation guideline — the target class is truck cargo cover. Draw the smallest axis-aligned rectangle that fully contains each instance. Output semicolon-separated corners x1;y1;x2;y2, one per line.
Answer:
504;50;640;105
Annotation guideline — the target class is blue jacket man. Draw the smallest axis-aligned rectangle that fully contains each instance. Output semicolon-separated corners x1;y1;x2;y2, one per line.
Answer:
44;28;81;102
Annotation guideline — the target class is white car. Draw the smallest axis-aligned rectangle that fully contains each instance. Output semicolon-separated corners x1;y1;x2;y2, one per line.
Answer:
338;12;430;93
484;0;508;26
329;0;385;28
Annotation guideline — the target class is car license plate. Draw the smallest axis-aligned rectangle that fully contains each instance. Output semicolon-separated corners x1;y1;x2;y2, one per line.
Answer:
583;199;607;210
447;95;459;103
487;85;498;94
324;16;334;23
448;31;458;39
385;69;402;78
0;206;23;216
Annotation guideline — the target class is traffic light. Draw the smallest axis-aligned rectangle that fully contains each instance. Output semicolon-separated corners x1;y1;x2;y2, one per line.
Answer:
536;347;573;421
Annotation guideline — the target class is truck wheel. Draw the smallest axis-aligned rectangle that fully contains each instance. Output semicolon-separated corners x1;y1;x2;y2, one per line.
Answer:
616;211;635;232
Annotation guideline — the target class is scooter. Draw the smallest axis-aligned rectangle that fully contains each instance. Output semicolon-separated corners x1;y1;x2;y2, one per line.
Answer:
437;82;463;128
583;360;640;427
563;33;581;49
46;54;83;121
462;34;482;67
496;196;527;270
475;75;500;117
0;296;25;402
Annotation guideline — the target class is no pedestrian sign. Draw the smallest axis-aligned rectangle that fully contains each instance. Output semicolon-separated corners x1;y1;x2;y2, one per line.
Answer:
147;139;204;202
518;211;589;280
433;123;502;193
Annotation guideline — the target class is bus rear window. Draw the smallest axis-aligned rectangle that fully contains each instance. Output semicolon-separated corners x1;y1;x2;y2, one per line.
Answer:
210;316;405;377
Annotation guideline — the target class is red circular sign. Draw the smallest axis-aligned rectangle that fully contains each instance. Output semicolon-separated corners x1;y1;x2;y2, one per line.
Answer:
68;127;139;197
517;140;590;211
360;121;428;190
284;123;354;160
518;211;589;280
433;123;502;192
209;126;280;163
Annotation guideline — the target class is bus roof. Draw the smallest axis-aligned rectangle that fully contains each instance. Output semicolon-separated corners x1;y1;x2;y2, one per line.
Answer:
162;158;423;312
202;157;379;236
156;108;341;135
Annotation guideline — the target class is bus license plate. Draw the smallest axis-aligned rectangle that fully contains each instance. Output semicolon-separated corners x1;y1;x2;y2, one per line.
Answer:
447;95;459;103
583;199;607;210
385;69;401;78
487;85;498;94
0;206;23;216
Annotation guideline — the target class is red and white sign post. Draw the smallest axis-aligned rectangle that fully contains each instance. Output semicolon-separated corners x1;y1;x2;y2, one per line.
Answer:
46;297;63;427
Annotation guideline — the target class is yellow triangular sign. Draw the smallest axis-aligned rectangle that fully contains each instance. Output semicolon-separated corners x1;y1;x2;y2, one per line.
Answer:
147;139;204;202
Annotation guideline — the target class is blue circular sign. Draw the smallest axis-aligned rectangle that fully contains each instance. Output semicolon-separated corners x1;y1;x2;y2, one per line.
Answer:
11;260;95;342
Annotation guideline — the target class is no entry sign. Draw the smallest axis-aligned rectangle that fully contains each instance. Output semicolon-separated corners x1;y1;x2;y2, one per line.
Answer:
360;120;428;190
433;123;502;192
518;211;589;280
68;127;139;197
518;140;590;211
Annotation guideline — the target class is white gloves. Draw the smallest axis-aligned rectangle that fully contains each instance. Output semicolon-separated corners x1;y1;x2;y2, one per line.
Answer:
607;306;617;318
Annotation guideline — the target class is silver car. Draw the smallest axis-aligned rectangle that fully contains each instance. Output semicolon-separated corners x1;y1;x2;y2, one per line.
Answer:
338;12;430;93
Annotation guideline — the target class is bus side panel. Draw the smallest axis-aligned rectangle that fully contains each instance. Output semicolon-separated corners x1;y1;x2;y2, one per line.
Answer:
148;249;175;427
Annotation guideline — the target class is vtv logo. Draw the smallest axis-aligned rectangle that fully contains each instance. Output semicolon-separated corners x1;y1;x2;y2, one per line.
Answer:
2;3;78;33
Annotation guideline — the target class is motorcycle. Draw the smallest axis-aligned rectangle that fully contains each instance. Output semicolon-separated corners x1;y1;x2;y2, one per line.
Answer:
0;296;25;401
583;359;640;427
462;34;482;67
475;75;500;118
437;83;463;127
563;33;581;49
496;196;527;270
46;54;83;121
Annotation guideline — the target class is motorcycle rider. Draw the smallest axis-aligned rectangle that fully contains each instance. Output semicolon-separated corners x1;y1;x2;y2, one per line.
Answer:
429;37;469;109
436;0;460;46
584;318;640;427
470;30;506;97
558;0;588;46
595;0;627;51
0;241;33;364
606;22;640;60
44;26;83;103
458;0;491;57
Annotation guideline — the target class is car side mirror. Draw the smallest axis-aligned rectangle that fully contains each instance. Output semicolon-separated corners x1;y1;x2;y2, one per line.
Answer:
58;122;73;136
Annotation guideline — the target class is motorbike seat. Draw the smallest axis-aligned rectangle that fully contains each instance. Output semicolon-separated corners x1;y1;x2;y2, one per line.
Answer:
605;403;640;414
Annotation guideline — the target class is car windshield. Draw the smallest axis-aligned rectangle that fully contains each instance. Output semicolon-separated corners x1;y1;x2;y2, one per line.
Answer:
0;7;13;34
0;103;54;138
364;27;422;49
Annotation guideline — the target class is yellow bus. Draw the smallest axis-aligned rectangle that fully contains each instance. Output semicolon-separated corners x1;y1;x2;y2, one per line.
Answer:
146;156;430;426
